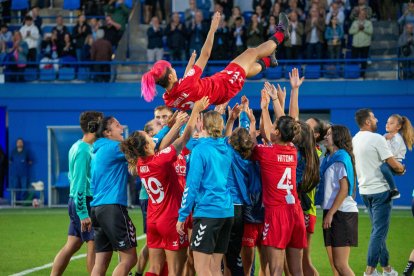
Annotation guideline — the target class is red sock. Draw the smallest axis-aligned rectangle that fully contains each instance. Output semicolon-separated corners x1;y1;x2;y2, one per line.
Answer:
145;273;158;276
160;262;168;276
261;57;271;68
273;32;285;45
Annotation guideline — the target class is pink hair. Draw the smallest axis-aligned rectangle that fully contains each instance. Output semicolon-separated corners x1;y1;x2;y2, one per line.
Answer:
141;60;172;102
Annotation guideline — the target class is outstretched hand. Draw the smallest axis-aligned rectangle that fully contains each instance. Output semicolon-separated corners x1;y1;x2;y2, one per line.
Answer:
227;103;242;121
289;67;305;90
167;111;179;128
210;12;221;32
260;89;270;110
214;100;230;115
264;82;278;100
241;95;250;112
194;96;210;112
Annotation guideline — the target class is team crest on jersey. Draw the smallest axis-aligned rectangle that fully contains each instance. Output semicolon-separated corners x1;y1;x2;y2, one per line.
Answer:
160;147;171;154
140;166;149;173
186;68;195;77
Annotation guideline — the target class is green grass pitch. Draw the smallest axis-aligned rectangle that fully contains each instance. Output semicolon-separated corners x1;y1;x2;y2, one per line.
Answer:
0;208;413;275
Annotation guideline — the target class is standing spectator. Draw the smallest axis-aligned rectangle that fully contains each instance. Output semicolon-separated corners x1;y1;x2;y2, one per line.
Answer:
9;138;32;201
88;18;101;41
349;9;373;78
7;31;28;82
211;14;231;60
165;12;187;61
81;34;94;64
255;5;266;25
285;0;305;22
352;108;404;276
284;11;304;60
196;0;212;22
104;0;130;35
0;24;12;59
265;15;278;37
53;15;70;53
73;15;92;62
269;2;282;20
349;0;372;21
91;29;113;82
216;0;233;20
227;6;244;29
28;7;43;36
147;16;164;67
253;0;272;17
40;32;59;72
325;16;343;60
231;16;246;58
398;23;414;79
187;10;208;58
246;13;264;48
398;2;414;32
103;15;122;50
60;33;77;67
185;0;198;28
19;16;40;67
0;146;6;198
305;7;325;60
325;1;345;27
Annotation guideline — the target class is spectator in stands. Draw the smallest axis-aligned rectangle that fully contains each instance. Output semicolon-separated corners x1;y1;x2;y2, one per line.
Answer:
196;0;212;22
253;0;272;17
211;14;231;60
28;7;42;35
255;5;266;25
285;0;305;22
9;138;32;201
151;0;166;24
227;6;244;29
188;10;209;58
398;2;414;31
213;2;225;20
350;0;372;21
325;16;343;60
246;13;264;48
165;12;187;61
91;29;112;82
60;33;77;67
325;0;345;27
81;34;94;63
349;8;373;78
40;32;59;71
215;0;233;20
6;31;28;82
265;15;278;37
104;0;130;35
19;16;40;67
305;7;325;60
103;15;122;50
0;24;12;57
147;16;164;67
53;15;70;53
88;18;101;41
73;15;92;62
185;0;198;28
231;16;246;58
398;23;414;79
284;10;304;60
269;2;282;21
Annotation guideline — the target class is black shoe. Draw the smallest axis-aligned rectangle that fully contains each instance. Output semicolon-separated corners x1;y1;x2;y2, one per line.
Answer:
277;12;290;41
390;189;400;200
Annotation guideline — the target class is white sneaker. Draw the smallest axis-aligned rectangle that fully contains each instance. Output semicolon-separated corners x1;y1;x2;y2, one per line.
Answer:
383;268;398;276
364;270;381;276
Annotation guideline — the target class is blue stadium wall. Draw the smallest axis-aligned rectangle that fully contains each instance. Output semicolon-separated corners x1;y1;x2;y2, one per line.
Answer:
1;80;413;206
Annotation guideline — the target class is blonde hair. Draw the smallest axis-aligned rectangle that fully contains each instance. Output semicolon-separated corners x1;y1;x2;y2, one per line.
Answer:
391;114;414;151
203;111;224;138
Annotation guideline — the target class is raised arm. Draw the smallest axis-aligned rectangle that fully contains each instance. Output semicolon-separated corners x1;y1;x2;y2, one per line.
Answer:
184;50;197;76
264;82;285;121
172;97;210;154
159;111;189;151
194;12;221;71
225;103;242;137
247;108;258;146
260;89;272;142
288;67;304;121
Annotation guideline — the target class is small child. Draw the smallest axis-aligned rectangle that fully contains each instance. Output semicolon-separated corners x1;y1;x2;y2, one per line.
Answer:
381;114;414;199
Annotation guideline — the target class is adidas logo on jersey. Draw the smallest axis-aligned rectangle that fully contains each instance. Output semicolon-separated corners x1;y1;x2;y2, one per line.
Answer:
140;166;149;173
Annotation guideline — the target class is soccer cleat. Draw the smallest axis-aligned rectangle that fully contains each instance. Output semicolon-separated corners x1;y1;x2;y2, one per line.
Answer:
364;270;381;276
390;189;400;200
277;12;290;41
270;51;278;67
383;267;399;276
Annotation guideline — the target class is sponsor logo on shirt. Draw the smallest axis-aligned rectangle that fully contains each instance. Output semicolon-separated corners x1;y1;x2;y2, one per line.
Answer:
160;147;171;154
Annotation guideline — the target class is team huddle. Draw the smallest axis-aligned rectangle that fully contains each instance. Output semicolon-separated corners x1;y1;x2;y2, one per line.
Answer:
49;11;414;276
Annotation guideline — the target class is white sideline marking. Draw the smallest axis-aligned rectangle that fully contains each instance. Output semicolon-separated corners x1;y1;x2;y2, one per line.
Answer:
10;234;147;276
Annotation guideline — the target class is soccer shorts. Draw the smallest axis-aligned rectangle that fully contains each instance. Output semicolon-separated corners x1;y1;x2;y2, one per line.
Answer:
262;204;307;249
91;204;137;252
242;223;264;247
147;217;189;251
304;213;317;234
212;63;246;105
68;197;94;242
323;210;358;247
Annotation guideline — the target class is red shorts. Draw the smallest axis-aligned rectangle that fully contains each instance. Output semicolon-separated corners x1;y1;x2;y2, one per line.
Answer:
304;213;317;234
242;223;264;247
212;63;246;104
147;217;189;251
262;204;307;249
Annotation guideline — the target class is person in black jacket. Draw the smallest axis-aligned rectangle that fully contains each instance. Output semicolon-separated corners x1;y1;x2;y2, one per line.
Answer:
73;15;92;61
165;12;187;61
147;16;164;67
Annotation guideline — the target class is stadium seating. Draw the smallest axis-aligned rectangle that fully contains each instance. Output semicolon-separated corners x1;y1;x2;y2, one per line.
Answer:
58;67;76;81
39;68;56;81
343;64;361;79
77;67;90;81
265;66;283;80
304;65;321;79
24;68;38;82
284;65;302;79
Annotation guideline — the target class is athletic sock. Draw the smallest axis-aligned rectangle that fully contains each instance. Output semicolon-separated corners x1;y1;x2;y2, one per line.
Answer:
271;31;285;46
403;261;414;276
257;57;272;72
144;272;158;276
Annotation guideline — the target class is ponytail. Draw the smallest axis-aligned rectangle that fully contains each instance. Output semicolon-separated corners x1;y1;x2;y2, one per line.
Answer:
141;60;172;102
400;115;414;151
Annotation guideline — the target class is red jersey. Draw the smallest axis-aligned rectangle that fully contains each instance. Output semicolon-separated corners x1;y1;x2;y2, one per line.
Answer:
163;64;246;110
174;153;187;189
137;145;183;222
252;144;298;208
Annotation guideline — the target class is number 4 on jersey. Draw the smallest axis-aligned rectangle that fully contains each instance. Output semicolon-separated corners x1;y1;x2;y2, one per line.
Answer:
277;168;295;204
